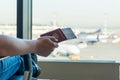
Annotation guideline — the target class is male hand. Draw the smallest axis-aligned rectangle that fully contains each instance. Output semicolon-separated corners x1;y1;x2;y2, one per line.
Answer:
36;36;58;57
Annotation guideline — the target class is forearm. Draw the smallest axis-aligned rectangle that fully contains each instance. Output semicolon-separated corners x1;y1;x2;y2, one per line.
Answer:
0;35;58;57
0;35;37;56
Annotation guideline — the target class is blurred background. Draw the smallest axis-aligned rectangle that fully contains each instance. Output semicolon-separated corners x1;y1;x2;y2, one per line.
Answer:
0;0;120;61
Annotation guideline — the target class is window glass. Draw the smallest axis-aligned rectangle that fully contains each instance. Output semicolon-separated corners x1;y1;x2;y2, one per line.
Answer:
0;0;16;37
33;0;120;61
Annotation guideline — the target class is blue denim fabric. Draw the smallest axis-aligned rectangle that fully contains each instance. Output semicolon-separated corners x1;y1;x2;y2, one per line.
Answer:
8;75;23;80
0;55;38;80
0;56;24;80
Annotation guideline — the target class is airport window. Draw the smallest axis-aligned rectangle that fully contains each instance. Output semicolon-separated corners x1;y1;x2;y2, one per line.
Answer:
0;1;119;61
33;0;120;61
0;0;16;37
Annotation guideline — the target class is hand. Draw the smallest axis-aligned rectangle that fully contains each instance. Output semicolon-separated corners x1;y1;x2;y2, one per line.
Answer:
36;36;58;57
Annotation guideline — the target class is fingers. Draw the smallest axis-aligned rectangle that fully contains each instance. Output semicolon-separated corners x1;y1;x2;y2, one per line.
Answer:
53;42;58;48
47;36;58;48
37;36;58;57
39;36;58;48
40;36;58;42
46;36;58;42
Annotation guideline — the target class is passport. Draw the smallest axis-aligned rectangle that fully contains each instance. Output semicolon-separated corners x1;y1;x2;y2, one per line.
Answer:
40;27;76;43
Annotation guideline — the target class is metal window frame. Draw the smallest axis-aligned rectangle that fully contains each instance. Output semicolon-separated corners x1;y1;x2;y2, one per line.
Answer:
17;0;33;80
17;0;32;39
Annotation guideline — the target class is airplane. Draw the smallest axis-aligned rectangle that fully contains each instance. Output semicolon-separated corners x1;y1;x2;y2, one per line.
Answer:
50;43;81;60
78;28;101;35
77;28;101;44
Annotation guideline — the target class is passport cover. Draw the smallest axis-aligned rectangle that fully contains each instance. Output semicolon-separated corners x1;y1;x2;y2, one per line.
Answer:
40;27;76;43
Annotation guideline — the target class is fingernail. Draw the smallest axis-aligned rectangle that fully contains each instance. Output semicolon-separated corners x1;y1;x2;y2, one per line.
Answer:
55;39;58;41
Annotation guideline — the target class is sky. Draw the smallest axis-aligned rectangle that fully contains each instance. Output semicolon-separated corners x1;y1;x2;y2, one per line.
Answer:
0;0;120;28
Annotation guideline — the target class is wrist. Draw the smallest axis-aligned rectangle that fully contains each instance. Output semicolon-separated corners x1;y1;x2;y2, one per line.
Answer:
25;40;38;53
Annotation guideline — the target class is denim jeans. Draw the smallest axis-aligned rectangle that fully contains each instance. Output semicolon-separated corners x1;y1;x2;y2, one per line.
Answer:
0;56;38;80
0;56;24;80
